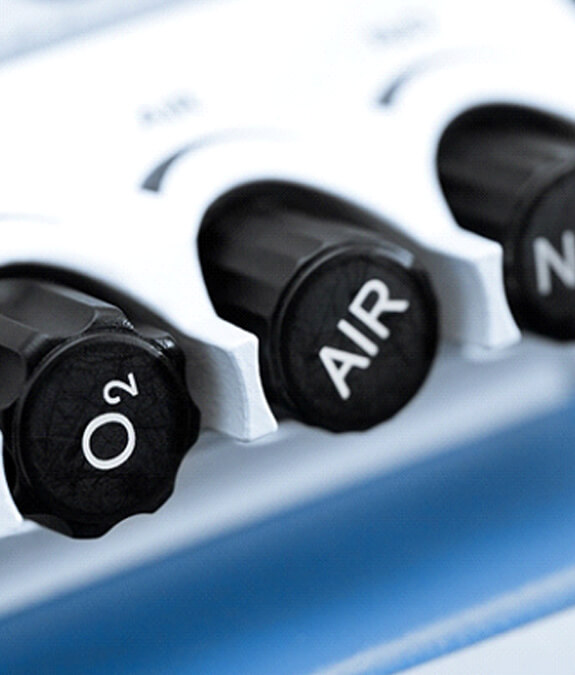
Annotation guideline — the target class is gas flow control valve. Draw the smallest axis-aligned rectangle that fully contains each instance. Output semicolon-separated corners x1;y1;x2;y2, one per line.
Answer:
0;279;200;537
199;203;438;432
438;107;575;340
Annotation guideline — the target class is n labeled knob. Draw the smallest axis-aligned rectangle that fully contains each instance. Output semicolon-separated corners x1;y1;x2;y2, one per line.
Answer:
199;203;438;432
438;107;575;340
0;279;200;537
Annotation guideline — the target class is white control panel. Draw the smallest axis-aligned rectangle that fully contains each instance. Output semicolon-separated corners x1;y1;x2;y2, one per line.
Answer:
2;0;575;636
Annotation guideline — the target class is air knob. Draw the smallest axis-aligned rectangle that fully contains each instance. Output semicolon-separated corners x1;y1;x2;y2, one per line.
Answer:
0;279;200;537
438;107;575;340
199;202;438;432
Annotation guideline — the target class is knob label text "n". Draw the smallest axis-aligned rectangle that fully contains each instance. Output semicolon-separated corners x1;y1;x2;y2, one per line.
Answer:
319;279;409;400
534;231;575;295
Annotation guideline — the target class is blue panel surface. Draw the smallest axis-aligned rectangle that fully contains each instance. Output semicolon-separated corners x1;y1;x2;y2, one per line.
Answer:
3;398;575;674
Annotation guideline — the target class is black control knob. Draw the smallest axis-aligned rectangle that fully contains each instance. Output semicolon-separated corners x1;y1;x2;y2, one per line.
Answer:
0;279;200;537
438;107;575;340
199;202;438;432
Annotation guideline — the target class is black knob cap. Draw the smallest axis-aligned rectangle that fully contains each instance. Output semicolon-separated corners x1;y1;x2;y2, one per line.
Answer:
438;107;575;340
199;203;438;432
0;279;200;537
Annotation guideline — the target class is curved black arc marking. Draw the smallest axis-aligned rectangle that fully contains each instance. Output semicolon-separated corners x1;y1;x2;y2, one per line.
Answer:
141;148;190;192
141;129;288;192
379;48;496;106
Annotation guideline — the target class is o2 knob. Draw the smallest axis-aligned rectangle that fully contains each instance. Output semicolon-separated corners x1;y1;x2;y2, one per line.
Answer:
0;279;200;537
438;107;575;340
199;202;438;432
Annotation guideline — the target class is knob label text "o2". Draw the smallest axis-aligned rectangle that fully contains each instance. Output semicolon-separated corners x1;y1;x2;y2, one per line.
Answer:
82;373;140;471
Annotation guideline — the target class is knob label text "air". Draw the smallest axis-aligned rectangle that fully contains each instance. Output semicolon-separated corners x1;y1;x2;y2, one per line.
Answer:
319;279;409;400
